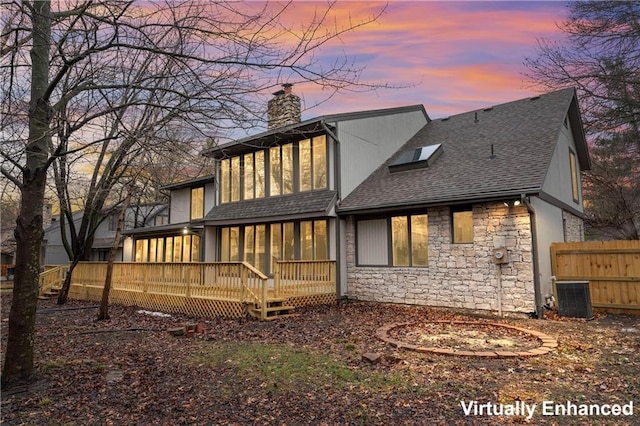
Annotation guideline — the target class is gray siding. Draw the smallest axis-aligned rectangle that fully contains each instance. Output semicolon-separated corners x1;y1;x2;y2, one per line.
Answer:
542;116;584;211
337;110;428;198
356;219;388;265
530;196;565;299
170;188;191;223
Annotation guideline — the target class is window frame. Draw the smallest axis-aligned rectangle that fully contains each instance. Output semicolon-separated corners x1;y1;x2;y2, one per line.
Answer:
355;213;429;267
451;205;474;244
569;148;580;203
218;133;328;204
134;234;200;263
190;187;204;220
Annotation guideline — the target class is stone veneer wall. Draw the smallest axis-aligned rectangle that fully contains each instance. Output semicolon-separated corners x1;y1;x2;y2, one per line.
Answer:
562;210;585;242
267;88;301;129
346;203;536;313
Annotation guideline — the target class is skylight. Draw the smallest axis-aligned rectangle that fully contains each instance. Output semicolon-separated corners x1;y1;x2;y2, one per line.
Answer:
388;143;443;173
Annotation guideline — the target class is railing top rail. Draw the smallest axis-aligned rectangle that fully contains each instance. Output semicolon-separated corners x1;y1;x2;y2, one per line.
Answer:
39;264;68;276
274;260;335;264
241;261;268;280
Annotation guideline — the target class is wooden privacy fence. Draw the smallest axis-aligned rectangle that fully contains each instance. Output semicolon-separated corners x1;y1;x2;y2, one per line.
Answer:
39;261;336;319
550;241;640;313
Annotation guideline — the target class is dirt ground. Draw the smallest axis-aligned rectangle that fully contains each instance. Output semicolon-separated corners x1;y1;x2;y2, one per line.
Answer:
1;296;639;425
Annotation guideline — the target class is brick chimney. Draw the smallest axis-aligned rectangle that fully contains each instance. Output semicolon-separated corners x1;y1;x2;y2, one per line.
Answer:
267;83;301;129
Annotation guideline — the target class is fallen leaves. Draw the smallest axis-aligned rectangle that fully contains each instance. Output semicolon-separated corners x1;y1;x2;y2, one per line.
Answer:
1;298;639;425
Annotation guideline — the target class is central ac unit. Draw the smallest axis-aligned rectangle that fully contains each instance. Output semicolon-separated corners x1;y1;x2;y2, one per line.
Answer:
555;281;593;319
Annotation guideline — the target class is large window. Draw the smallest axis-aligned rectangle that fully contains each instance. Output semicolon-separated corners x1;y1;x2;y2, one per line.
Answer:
135;235;200;263
452;208;473;244
357;214;428;267
219;135;327;204
220;220;329;273
569;149;579;203
191;187;204;220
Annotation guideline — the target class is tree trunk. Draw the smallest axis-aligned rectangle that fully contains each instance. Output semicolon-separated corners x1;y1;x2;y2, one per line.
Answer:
98;189;132;321
2;0;52;389
56;259;80;305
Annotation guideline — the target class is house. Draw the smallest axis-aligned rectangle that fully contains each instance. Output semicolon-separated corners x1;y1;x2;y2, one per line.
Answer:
124;85;589;317
338;88;589;316
43;203;168;266
123;84;430;279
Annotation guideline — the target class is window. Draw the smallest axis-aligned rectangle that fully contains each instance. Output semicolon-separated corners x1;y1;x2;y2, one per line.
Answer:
220;159;230;204
243;153;254;200
220;220;328;273
356;214;428;267
231;156;240;202
134;235;200;263
191;187;204;220
220;227;240;261
299;135;327;191
269;146;281;196
391;215;428;266
219;157;241;203
271;222;295;270
219;135;326;204
391;216;409;266
300;220;328;260
269;143;294;196
389;144;443;172
244;224;266;272
569;149;579;203
452;208;473;243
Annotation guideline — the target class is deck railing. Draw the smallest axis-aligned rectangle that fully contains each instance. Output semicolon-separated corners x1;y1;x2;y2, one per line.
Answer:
273;260;336;299
38;264;69;294
39;260;336;318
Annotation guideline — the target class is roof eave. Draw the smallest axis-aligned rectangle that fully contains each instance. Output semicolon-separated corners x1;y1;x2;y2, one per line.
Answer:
337;188;541;215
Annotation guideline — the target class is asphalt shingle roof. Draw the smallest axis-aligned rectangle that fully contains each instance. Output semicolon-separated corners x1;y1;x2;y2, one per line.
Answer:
204;189;337;224
339;88;584;212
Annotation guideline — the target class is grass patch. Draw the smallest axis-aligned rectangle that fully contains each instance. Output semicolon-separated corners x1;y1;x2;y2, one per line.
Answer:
191;341;404;393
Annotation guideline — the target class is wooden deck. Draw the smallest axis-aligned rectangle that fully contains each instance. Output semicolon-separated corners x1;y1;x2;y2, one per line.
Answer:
39;261;336;319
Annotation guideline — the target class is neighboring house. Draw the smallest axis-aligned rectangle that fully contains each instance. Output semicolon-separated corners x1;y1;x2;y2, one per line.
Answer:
43;203;168;266
125;85;589;316
122;176;215;262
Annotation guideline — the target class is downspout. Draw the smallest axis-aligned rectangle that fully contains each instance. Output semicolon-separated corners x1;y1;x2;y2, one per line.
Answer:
321;120;343;298
521;194;544;319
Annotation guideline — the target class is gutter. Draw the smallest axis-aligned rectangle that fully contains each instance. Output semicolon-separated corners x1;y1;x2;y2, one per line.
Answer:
521;194;544;319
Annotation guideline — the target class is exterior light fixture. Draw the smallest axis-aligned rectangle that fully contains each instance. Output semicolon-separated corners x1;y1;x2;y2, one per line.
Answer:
504;200;521;207
182;227;189;235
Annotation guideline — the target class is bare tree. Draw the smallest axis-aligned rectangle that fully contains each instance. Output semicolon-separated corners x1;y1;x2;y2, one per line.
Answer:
1;0;388;388
524;1;640;239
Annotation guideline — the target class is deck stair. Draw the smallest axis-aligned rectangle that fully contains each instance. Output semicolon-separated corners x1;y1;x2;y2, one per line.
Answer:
248;298;297;320
39;287;61;300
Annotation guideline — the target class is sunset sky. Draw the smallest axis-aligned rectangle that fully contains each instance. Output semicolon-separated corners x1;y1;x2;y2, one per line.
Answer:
263;1;570;121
